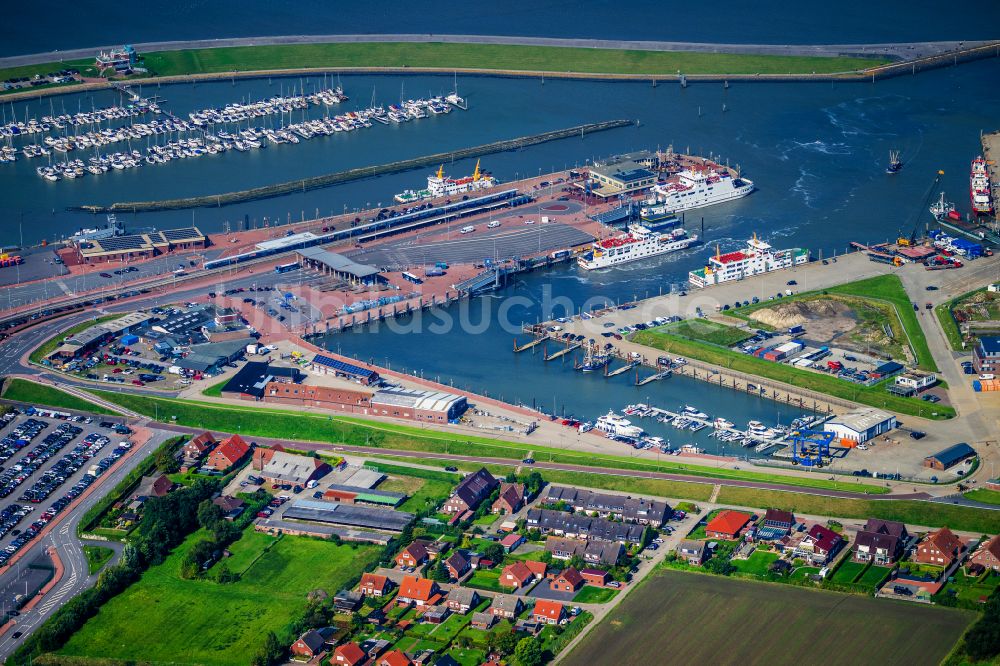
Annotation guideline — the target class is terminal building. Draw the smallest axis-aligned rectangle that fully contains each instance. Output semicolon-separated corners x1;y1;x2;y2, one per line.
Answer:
73;227;206;264
296;247;383;286
584;154;658;199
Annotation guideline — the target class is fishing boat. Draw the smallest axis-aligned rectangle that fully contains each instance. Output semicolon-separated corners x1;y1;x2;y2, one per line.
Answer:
886;150;903;174
576;341;611;373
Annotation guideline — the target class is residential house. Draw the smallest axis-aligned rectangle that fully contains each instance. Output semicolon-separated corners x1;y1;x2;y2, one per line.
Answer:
446;587;480;614
492;482;526;515
543;486;670;526
150;474;173;498
915;527;964;567
290;629;326;660
580;568;610;587
762;509;796;533
444;551;470;580
969;535;1000;572
415;538;451;559
205;433;251;472
378;649;413;666
441;468;499;514
396;542;429;569
500;561;535;589
526;509;645;544
434;655;461;666
396;576;440;608
412;650;438;666
359;573;392;597
332;642;366;666
212;495;245;520
676;539;708;566
490;594;523;619
854;519;908;565
500;532;525;553
471;612;496;630
550;567;584;592
545;536;623;566
791;524;844;565
361;639;392;662
533;600;566;625
705;510;752;540
181;431;215;470
423;605;450;624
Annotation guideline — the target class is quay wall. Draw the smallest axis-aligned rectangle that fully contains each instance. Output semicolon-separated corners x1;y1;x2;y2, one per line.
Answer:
73;120;633;214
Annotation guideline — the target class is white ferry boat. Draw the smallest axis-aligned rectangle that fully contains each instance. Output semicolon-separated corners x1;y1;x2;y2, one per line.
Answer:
688;235;809;288
394;160;497;203
595;412;644;438
577;226;698;270
640;166;754;222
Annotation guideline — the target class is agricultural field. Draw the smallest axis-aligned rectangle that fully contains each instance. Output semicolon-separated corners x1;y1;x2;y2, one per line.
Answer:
58;530;377;665
564;570;974;666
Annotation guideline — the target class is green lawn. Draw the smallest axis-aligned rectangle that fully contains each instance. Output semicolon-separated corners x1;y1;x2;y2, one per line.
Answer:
367;463;460;514
28;314;120;364
857;565;892;589
88;390;888;495
573;585;619;604
731;550;780;577
82;546;115;575
445;647;486;666
59;531;377;665
789;566;821;581
465;569;504;592
217;529;280;574
964;489;1000;505
717;486;1000;534
942;570;1000;605
473;513;500;526
202;378;229;398
660;319;753;347
830;560;868;584
3;378;117;415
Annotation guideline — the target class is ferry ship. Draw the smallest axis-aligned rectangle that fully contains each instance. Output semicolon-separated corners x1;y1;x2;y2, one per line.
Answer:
640;166;754;222
595;412;644;438
971;156;994;215
394;160;497;204
688;235;809;288
577;226;698;270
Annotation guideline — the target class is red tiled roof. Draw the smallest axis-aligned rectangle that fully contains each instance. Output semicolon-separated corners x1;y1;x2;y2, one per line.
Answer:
500;533;523;547
533;599;565;620
399;542;428;562
925;527;963;558
187;431;215;453
501;562;534;586
706;510;751;537
524;560;548;577
558;567;584;587
210;434;250;466
360;573;389;593
399;575;436;602
380;649;412;666
334;642;366;666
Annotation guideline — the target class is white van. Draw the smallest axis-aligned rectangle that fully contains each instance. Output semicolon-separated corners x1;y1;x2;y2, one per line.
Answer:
460;225;475;234
487;221;501;228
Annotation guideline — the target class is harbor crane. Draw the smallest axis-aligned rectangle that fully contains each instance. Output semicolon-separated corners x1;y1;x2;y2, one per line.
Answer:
897;170;943;246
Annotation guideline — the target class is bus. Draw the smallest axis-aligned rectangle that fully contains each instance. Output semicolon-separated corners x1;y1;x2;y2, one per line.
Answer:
275;262;300;274
401;271;423;285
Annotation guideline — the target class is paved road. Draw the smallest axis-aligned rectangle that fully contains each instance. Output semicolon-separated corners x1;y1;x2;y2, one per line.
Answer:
2;35;993;71
0;423;169;660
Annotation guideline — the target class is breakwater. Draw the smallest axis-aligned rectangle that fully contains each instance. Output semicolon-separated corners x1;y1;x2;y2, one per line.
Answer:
71;119;633;214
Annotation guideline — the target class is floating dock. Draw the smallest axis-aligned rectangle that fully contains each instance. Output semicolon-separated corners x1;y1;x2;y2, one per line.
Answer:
544;342;582;361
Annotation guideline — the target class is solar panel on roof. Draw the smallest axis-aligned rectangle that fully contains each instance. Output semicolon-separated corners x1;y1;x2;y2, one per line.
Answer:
160;227;205;241
312;354;377;378
89;235;151;252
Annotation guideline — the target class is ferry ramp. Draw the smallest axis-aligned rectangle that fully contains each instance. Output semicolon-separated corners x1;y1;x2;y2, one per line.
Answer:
344;223;593;269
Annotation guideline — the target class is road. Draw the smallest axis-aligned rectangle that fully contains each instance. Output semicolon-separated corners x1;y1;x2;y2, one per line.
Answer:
1;34;993;71
0;421;169;660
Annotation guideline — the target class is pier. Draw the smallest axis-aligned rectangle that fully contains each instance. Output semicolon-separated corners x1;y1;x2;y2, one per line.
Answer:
513;336;549;353
73;119;633;213
604;361;638;377
544;342;582;361
636;370;671;386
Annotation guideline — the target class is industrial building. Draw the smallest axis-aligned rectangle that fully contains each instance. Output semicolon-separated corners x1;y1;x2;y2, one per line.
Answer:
175;338;255;373
251;448;331;486
221;361;305;399
823;407;897;443
923;443;977;471
370;386;469;423
46;312;157;362
309;354;381;385
282;499;413;532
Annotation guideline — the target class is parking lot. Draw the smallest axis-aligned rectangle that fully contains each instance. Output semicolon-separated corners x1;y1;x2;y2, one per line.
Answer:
0;408;132;567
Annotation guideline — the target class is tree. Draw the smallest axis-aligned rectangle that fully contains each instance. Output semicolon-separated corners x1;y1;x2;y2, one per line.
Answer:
483;543;505;563
493;628;519;656
514;636;544;666
251;631;285;666
704;556;736;576
154;447;180;473
428;560;450;583
540;550;553;565
197;499;224;530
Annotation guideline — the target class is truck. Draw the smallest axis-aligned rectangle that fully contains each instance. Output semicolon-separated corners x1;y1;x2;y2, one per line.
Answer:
787;324;805;336
827;360;843;371
246;343;258;355
168;365;183;375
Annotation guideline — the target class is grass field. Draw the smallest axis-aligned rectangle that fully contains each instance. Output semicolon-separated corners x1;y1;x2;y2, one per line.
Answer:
935;287;999;352
830;560;868;584
631;326;952;420
82;546;115;575
59;530;377;665
2;378;117;415
366;462;460;514
28;314;120;364
717;486;1000;534
660;319;753;346
573;586;619;604
563;569;974;666
87;390;887;494
964;489;1000;505
135;43;887;77
465;569;504;592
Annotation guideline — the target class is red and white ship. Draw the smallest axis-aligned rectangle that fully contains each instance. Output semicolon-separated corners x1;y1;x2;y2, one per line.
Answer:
577;226;698;270
971;156;994;215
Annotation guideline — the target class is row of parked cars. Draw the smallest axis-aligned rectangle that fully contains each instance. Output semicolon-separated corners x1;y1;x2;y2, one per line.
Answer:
0;422;84;498
19;431;112;504
0;417;49;467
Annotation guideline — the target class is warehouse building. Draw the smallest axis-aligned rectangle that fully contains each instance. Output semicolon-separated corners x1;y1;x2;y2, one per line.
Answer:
221;361;305;399
252;448;332;486
370;386;468;423
823;407;897;443
322;484;406;507
309;354;381;385
263;383;374;412
924;443;977;471
175;338;255;373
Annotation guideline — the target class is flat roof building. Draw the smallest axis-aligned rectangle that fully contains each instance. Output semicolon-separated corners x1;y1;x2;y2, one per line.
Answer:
824;407;897;443
221;361;304;399
370;386;468;423
585;153;659;198
297;247;383;285
283;499;413;532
